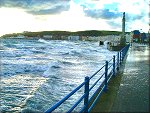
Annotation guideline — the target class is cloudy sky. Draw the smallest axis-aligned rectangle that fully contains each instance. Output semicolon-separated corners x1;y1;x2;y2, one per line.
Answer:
0;0;149;36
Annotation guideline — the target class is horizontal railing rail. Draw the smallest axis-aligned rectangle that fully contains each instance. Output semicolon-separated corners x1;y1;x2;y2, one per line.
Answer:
45;44;130;113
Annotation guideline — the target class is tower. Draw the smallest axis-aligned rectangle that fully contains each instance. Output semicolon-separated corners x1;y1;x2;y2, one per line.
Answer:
120;12;126;46
107;12;127;51
122;12;125;38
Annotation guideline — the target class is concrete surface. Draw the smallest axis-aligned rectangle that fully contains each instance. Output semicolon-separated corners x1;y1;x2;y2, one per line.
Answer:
91;44;149;112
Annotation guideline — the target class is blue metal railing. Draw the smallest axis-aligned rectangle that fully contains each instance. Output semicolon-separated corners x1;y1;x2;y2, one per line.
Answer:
45;44;130;113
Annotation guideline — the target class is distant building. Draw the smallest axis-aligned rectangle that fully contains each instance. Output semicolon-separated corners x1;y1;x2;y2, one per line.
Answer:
43;35;52;39
61;36;68;40
80;36;88;41
68;36;80;41
80;35;121;42
23;31;30;33
125;34;131;43
131;30;140;42
130;30;149;43
140;33;147;43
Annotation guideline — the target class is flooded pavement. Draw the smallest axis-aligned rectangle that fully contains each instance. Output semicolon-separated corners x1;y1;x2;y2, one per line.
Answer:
111;43;149;112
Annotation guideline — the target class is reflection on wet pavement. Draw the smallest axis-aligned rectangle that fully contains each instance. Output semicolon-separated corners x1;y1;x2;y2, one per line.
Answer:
111;44;149;112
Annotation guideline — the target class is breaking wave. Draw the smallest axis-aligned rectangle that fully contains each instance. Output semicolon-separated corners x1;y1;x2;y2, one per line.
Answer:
0;38;117;112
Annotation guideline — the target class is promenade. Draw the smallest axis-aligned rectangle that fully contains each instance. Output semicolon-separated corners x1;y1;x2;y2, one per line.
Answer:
91;43;149;112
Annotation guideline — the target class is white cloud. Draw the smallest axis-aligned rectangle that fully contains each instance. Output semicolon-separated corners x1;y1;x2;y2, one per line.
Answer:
128;20;149;32
44;1;110;31
117;0;148;15
0;7;49;36
0;1;112;36
0;0;149;36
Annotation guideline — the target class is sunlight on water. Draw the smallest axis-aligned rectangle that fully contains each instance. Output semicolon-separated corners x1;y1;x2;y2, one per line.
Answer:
1;74;47;112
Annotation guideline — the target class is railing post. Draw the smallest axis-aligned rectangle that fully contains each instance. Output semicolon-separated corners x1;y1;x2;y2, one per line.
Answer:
117;52;119;70
122;50;124;61
113;55;116;77
104;61;108;92
123;47;126;60
120;51;122;64
84;76;89;113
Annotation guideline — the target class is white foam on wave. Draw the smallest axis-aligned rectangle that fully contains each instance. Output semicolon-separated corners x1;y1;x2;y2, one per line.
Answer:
0;43;6;50
1;74;47;111
1;48;33;58
104;40;109;48
1;39;119;112
42;61;61;77
38;39;51;44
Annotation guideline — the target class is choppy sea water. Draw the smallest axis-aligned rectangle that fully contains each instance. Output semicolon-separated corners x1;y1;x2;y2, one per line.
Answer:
0;38;116;112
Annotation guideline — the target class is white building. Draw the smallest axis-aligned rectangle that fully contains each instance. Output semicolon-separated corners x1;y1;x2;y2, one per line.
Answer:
68;36;80;41
43;35;53;39
125;34;132;43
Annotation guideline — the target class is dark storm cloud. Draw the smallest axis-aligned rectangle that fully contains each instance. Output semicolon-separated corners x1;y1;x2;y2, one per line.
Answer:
84;8;122;19
0;0;71;15
27;5;69;15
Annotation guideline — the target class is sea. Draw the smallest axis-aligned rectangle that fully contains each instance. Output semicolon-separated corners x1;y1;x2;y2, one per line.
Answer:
0;38;117;112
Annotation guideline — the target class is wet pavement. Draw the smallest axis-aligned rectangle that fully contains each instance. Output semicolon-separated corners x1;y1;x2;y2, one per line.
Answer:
91;43;149;112
111;44;149;112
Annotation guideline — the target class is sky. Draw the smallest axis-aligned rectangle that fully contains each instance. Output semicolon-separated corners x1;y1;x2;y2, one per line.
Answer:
0;0;149;36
